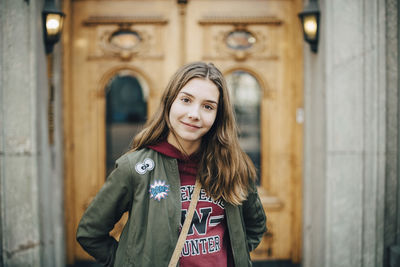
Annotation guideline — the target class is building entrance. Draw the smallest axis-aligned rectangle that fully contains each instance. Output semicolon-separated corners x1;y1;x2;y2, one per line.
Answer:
63;0;303;264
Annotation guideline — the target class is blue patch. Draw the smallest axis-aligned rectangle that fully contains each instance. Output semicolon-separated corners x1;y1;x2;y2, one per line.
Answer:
149;180;170;201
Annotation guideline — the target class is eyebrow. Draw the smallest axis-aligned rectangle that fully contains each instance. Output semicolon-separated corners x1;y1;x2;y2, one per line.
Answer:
179;91;218;105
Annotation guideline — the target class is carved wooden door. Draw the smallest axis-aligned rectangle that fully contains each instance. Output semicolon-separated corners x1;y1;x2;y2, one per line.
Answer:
64;0;303;264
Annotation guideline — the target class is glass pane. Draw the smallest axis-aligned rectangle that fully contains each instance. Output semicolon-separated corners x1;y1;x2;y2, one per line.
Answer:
225;30;256;50
109;30;141;50
105;74;147;175
226;71;261;182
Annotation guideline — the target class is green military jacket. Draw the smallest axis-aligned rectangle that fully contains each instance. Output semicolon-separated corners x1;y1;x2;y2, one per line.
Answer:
76;148;266;267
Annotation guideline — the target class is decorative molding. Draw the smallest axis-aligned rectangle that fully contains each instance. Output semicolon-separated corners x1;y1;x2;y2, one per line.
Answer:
83;16;168;26
202;27;279;61
198;16;281;61
219;29;267;61
88;53;164;61
202;54;278;61
95;28;149;60
199;16;282;26
84;21;166;61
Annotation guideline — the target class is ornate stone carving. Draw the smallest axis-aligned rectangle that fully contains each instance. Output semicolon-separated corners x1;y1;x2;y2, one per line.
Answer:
199;16;282;61
97;27;148;60
82;16;168;61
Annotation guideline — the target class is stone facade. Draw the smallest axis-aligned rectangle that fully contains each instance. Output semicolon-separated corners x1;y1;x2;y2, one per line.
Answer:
0;0;65;266
303;0;399;266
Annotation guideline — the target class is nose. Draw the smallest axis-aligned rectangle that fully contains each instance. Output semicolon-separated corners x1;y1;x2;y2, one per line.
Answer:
187;105;200;120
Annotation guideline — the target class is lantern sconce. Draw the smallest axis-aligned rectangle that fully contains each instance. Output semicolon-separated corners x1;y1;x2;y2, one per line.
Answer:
42;2;65;54
298;0;320;53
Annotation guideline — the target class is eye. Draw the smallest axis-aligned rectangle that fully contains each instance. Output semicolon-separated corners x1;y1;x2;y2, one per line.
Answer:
203;104;215;111
180;97;190;103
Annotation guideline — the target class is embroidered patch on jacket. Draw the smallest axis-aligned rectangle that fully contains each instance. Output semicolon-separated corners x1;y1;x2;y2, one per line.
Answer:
149;180;170;201
135;158;155;175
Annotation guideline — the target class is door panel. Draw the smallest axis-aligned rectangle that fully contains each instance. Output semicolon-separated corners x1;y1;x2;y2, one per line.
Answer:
64;0;303;263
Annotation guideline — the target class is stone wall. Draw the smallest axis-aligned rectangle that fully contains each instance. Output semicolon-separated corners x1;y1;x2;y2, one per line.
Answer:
385;0;400;266
303;0;398;266
0;0;65;266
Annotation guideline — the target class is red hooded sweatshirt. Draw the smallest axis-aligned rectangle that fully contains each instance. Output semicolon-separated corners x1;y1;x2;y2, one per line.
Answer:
148;140;233;267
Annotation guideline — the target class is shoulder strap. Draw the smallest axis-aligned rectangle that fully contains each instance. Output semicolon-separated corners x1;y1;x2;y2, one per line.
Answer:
168;179;201;267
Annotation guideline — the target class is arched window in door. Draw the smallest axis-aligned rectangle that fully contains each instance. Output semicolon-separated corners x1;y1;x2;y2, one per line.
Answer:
226;70;261;183
105;73;148;175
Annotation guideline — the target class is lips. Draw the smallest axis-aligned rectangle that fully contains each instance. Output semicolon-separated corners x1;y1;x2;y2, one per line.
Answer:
181;121;201;129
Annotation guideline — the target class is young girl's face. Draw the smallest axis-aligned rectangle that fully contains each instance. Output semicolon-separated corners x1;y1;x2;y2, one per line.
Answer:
167;78;219;152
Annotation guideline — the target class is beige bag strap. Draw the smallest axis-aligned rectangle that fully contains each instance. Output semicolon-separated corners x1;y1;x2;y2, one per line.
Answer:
168;179;201;267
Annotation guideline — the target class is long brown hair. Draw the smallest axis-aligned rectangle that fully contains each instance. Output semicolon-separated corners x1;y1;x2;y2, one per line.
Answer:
131;62;256;205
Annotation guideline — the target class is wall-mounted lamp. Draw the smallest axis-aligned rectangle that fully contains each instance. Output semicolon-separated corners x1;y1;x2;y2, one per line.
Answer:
298;0;320;53
42;3;65;54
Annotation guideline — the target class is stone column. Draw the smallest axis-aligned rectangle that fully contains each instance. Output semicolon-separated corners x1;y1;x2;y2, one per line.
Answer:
303;0;392;266
0;0;65;266
386;0;400;266
0;0;43;265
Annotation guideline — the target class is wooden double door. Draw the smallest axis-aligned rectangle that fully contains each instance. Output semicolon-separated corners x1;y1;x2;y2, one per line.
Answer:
63;0;303;264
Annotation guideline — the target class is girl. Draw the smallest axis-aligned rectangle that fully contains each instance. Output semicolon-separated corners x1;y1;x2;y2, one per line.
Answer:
77;62;266;267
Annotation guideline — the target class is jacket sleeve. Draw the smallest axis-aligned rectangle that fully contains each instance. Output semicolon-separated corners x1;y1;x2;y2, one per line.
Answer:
242;181;267;252
76;155;133;267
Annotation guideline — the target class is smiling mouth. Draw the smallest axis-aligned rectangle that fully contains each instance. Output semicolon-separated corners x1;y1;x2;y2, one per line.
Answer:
181;121;201;129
